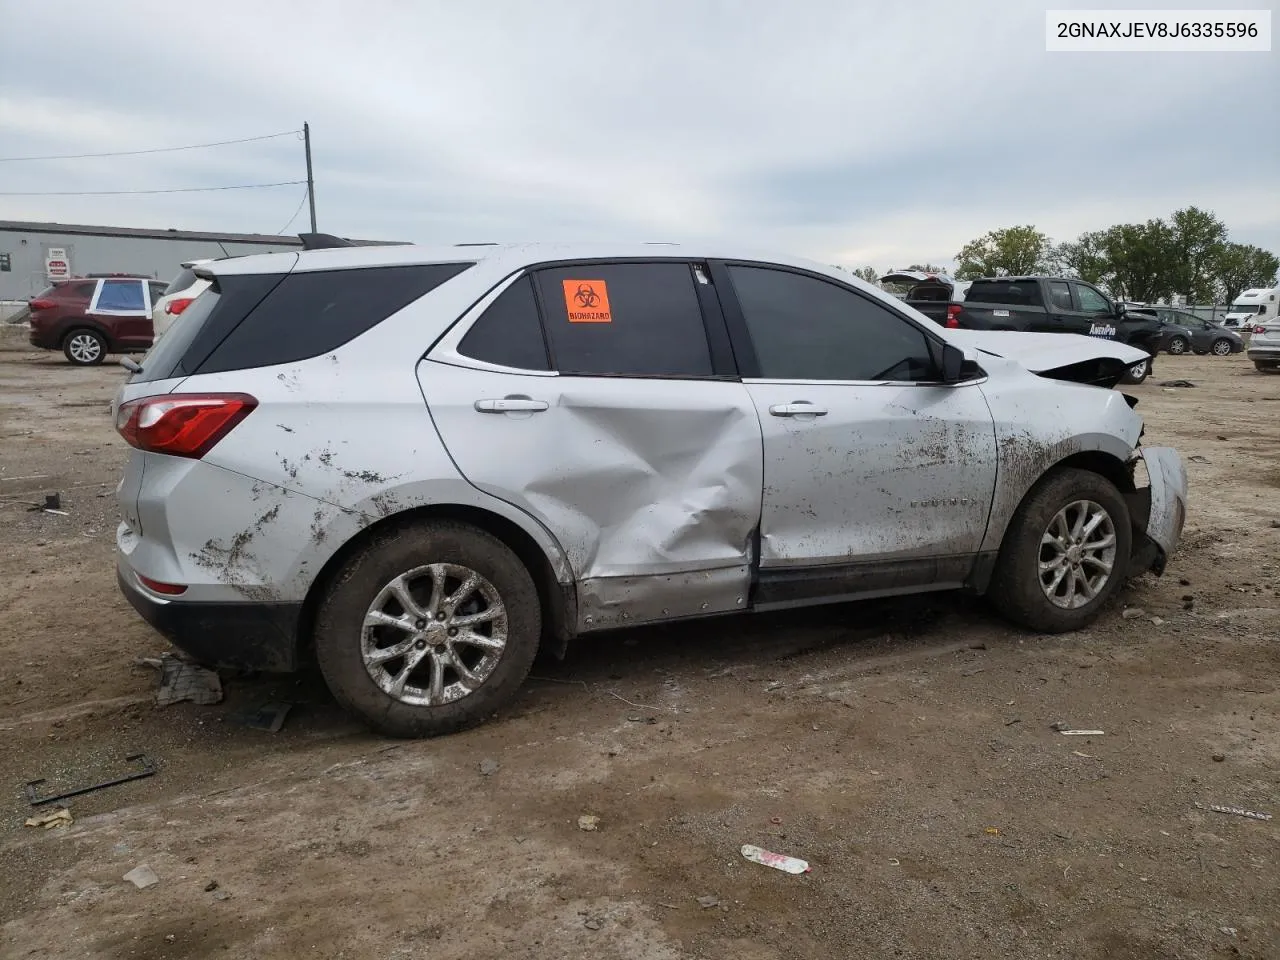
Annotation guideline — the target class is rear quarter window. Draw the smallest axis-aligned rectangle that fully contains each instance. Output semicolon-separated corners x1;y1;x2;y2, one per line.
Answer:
162;268;198;296
192;262;473;375
966;281;1042;307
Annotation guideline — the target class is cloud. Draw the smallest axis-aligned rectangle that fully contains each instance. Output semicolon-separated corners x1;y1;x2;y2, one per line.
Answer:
0;0;1275;266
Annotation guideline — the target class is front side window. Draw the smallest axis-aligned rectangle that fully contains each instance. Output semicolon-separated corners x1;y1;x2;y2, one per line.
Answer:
1074;284;1111;314
728;265;935;382
534;262;713;377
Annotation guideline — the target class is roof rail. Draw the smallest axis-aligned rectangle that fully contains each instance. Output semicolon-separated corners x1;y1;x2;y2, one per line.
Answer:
455;242;499;247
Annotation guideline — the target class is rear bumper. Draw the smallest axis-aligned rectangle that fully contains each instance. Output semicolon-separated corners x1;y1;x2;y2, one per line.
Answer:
1247;344;1280;362
28;327;59;349
117;562;301;673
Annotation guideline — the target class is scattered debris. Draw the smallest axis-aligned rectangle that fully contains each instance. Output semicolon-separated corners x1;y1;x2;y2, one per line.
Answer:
28;493;62;512
1072;750;1097;759
1272;520;1280;529
1187;455;1211;464
583;918;603;931
123;865;159;889
764;681;784;692
1158;379;1196;388
770;816;783;825
1220;927;1238;937
25;753;156;806
1150;617;1166;626
24;808;72;829
479;759;500;777
888;858;901;866
240;700;292;732
1196;802;1272;822
1122;607;1146;619
984;827;1000;836
1216;435;1228;441
697;895;720;909
1213;754;1226;763
144;653;222;707
577;815;600;832
1052;722;1105;736
213;890;232;902
204;880;219;892
740;843;810;874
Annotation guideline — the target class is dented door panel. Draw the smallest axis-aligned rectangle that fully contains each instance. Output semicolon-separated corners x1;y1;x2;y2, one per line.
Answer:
418;360;764;630
745;380;998;568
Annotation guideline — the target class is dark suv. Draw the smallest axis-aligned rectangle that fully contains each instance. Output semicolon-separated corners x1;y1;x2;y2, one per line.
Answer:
28;276;168;365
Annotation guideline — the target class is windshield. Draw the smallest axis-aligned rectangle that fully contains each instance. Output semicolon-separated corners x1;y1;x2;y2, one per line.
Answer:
1227;304;1260;315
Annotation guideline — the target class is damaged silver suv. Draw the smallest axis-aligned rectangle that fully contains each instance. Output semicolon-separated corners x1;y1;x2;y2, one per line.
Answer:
112;243;1187;737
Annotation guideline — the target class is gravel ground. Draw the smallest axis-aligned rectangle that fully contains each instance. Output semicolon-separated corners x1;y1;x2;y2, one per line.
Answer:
1;347;1278;960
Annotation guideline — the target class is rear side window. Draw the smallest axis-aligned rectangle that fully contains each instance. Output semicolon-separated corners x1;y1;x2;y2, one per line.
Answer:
90;279;148;315
533;262;713;377
457;276;549;370
1047;280;1072;310
967;280;1042;306
194;263;473;375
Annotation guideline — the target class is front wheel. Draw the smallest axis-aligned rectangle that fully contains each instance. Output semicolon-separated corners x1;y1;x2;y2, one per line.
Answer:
1166;336;1188;355
988;468;1133;633
63;328;107;365
1120;358;1150;385
1210;338;1233;356
314;520;542;738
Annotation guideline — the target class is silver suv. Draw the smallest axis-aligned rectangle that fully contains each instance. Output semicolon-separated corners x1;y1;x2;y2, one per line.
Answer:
113;243;1187;737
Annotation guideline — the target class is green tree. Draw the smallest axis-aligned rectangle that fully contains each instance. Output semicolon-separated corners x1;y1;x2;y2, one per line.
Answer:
1056;231;1114;290
1166;206;1229;303
904;263;948;274
954;226;1055;280
850;266;880;284
1211;243;1280;304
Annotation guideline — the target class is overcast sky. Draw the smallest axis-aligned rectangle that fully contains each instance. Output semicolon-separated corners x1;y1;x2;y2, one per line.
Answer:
0;0;1276;270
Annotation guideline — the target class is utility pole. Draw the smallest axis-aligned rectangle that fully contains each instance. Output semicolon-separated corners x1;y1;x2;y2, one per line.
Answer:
303;121;317;232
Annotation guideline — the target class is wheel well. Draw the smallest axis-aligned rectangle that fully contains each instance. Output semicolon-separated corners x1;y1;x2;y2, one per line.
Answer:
60;324;108;347
1049;450;1136;494
295;503;573;663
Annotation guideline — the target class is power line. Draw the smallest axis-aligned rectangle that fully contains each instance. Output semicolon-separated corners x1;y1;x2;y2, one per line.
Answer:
0;180;307;197
0;130;301;163
275;186;311;235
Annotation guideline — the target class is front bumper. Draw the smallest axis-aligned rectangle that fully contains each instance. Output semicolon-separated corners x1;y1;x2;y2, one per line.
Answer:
1127;446;1187;576
117;561;302;673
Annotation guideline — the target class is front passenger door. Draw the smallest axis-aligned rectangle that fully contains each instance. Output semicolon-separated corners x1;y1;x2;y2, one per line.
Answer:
1071;282;1119;339
713;262;998;604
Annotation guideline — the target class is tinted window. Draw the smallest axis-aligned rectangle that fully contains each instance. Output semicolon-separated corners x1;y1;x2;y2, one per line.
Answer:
162;268;198;296
194;263;473;374
94;279;147;313
149;281;168;303
966;280;1042;306
1047;280;1072;310
729;266;935;382
457;276;549;370
534;262;713;377
1075;284;1111;313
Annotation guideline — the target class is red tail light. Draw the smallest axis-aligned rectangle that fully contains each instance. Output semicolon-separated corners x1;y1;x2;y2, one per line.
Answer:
29;298;55;310
136;574;187;596
1255;325;1266;334
115;393;257;458
945;304;962;328
165;297;194;316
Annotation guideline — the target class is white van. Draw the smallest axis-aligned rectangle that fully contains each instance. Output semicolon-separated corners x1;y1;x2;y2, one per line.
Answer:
1222;287;1279;329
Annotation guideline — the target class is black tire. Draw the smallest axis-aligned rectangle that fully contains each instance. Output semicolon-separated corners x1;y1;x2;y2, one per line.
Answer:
1210;338;1233;357
62;327;107;366
1256;361;1280;373
1120;358;1150;385
988;468;1133;634
314;519;541;738
1166;336;1189;355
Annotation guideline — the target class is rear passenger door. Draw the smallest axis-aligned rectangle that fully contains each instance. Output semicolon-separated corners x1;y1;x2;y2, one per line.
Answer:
420;260;763;632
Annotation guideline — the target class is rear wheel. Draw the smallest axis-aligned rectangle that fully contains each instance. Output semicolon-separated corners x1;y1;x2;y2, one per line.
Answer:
988;468;1133;633
314;520;541;738
1166;336;1188;355
62;328;106;365
1210;338;1233;356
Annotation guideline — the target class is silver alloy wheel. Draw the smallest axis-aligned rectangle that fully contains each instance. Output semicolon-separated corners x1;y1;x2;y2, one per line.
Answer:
1211;339;1232;356
68;333;102;363
1038;499;1118;609
1167;337;1187;355
361;562;508;706
1128;359;1148;379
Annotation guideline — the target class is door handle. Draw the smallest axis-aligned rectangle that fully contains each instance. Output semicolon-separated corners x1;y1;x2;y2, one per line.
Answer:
769;402;827;417
474;396;549;413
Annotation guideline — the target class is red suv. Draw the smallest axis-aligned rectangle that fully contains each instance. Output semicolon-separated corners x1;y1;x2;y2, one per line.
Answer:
28;275;168;365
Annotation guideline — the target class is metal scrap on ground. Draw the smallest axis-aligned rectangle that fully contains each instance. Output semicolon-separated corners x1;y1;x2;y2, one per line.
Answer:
1196;802;1272;822
740;844;811;874
24;808;73;829
143;652;223;706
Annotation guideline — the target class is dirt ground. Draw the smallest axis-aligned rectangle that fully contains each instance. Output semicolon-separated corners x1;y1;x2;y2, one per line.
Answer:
1;343;1277;960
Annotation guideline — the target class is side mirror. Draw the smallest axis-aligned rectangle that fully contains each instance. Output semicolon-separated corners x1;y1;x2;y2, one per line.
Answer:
1114;301;1127;317
941;343;965;382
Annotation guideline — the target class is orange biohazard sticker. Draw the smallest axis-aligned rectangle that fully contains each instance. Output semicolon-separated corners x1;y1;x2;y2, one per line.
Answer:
562;279;612;323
